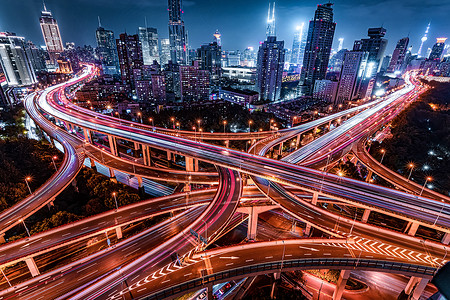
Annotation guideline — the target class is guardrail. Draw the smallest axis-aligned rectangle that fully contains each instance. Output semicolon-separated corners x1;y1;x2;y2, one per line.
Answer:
144;258;436;299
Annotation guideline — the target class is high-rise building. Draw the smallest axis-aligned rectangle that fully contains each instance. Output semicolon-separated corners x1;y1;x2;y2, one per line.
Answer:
164;61;181;101
417;22;430;57
291;23;307;66
328;49;347;72
387;37;409;73
213;30;222;47
337;38;344;52
168;0;187;64
241;47;256;67
179;62;210;101
160;38;170;66
380;55;391;73
353;27;388;99
428;38;447;61
0;32;37;86
266;2;276;38
138;27;159;65
116;33;143;90
25;41;47;72
335;51;368;104
96;21;119;75
39;3;64;65
313;79;338;102
297;3;336;96
197;42;222;80
257;36;285;102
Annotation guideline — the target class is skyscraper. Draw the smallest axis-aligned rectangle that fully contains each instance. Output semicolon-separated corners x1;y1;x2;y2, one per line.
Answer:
417;22;430;57
256;1;284;102
96;21;120;75
0;32;37;86
160;38;171;66
291;23;307;66
138;27;160;65
39;3;64;66
24;41;47;73
335;51;368;104
387;37;409;73
116;33;144;90
297;3;336;96
428;38;447;61
353;27;388;99
213;30;222;47
168;0;187;64
197;42;222;80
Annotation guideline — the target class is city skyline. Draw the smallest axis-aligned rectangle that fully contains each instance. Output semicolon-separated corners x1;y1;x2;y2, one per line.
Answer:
1;0;449;55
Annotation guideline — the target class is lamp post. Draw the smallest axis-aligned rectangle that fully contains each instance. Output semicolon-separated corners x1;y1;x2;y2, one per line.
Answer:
201;220;207;243
223;120;227;133
171;117;175;129
24;177;32;195
192;126;197;141
149;118;154;130
420;177;432;196
248;120;253;133
433;200;445;226
20;219;30;237
137;112;142;123
112;192;119;211
380;149;386;164
51;156;58;171
407;163;414;182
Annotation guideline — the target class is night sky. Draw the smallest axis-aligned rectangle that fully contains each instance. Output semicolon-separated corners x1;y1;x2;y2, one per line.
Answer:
1;0;449;55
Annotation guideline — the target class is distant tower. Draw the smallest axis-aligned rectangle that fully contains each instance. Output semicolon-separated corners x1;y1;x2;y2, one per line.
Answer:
96;20;120;75
213;30;222;47
266;2;276;38
387;37;409;73
168;0;187;64
428;38;447;61
417;22;430;57
39;2;64;66
291;23;307;65
337;38;344;52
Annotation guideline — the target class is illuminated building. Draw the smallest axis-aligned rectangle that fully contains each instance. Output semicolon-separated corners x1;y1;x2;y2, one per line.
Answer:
257;36;285;102
39;3;64;66
159;38;170;66
266;2;276;38
138;26;159;65
291;23;307;66
213;30;222;47
335;51;368;104
428;38;447;61
179;62;210;101
417;22;430;57
313;79;337;102
197;42;222;80
388;37;409;73
297;2;336;96
96;21;119;75
168;0;187;64
116;33;143;91
0;32;37;86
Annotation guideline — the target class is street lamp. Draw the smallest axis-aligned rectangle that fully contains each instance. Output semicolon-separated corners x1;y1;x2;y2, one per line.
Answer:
19;219;30;237
112;192;119;211
248;120;253;133
137;112;142;123
223;120;227;133
51;156;58;171
433;200;446;226
201;220;207;244
192;126;197;141
407;163;415;182
420;177;432;196
380;149;386;164
171;117;175;129
149;118;154;130
24;177;32;195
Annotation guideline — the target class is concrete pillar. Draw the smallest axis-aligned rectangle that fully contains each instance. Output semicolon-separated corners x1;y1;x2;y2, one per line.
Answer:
83;128;92;143
133;142;140;157
207;284;214;300
89;158;97;171
237;206;277;240
142;145;151;166
137;176;145;196
167;151;172;161
108;135;118;156
328;120;332;130
296;134;301;148
47;200;55;209
332;270;350;300
412;278;429;300
109;168;117;183
442;232;450;245
25;257;40;277
407;222;419;236
365;170;373;182
278;142;284;155
0;233;5;244
115;226;123;239
194;159;199;172
362;209;371;223
186;157;194;172
312;192;318;205
404;276;420;295
304;223;312;236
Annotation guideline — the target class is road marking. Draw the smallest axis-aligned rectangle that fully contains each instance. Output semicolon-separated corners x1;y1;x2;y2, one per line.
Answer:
299;246;319;251
184;273;192;277
245;259;254;262
77;270;98;281
161;280;170;284
304;253;312;256
265;256;273;259
77;263;97;273
226;263;234;266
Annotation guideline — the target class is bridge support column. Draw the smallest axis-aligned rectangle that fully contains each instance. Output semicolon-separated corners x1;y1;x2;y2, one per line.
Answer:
305;224;312;236
142;145;151;166
406;222;419;236
328;120;332;130
0;233;5;244
137;176;145;196
312;192;318;205
442;232;450;244
25;257;40;277
404;276;420;295
195;159;199;172
362;209;371;223
186;157;194;172
108;135;118;156
237;205;278;240
83;128;92;143
296;134;301;148
109;168;117;183
270;272;281;299
278;142;284;156
365;170;373;182
412;278;429;300
133;142;140;157
207;283;214;300
332;270;350;300
89;158;97;171
115;226;123;239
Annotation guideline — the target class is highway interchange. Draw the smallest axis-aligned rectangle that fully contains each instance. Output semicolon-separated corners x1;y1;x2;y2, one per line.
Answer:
0;64;448;299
